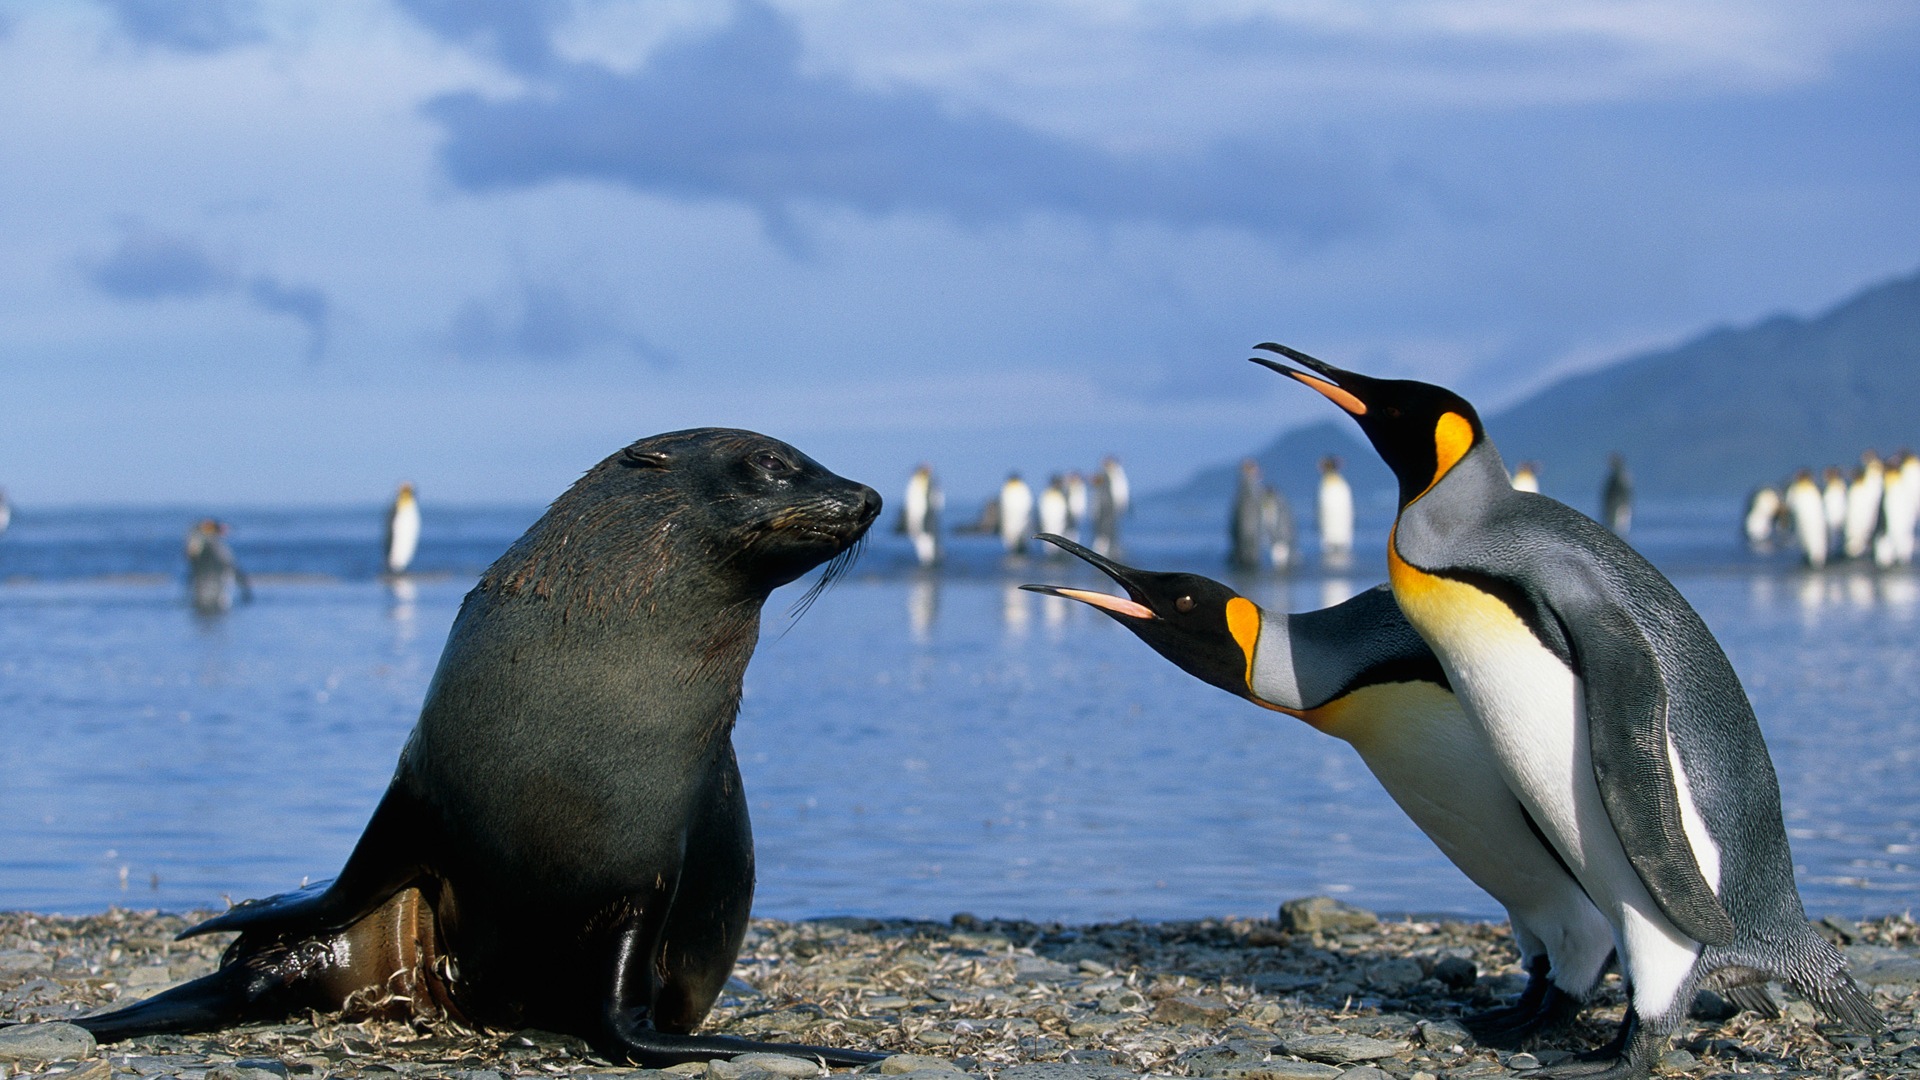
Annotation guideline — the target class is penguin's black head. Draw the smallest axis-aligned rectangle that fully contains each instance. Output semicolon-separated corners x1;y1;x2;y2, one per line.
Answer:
1249;343;1486;508
1022;534;1258;700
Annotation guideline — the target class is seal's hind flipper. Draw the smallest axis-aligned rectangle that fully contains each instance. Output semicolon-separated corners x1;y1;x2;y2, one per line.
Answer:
76;956;291;1042
183;782;431;941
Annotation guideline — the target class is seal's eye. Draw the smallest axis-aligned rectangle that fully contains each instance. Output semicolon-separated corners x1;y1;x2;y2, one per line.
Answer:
1174;595;1195;614
752;451;793;476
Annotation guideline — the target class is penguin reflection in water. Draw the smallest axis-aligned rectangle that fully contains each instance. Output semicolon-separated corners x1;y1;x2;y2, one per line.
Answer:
1024;536;1615;1045
185;519;251;613
1254;344;1880;1078
79;430;885;1067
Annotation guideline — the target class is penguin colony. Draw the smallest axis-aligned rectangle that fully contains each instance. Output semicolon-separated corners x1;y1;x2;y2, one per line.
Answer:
936;455;1130;561
1751;450;1920;567
1217;344;1879;1078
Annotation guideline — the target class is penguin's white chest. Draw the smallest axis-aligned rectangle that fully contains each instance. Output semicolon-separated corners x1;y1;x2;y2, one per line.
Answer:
1390;556;1723;1019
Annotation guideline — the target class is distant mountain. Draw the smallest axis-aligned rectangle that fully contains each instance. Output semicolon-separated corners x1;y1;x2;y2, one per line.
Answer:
1165;265;1920;506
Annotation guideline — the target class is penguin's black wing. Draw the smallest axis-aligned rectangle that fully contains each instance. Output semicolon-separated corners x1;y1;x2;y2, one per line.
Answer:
1464;498;1737;948
1557;587;1735;947
179;782;429;940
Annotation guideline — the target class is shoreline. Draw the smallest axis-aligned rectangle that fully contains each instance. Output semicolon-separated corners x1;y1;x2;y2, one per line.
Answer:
3;903;1916;1079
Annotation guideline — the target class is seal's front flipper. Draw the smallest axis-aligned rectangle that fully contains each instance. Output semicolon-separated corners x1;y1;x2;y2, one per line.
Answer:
601;1024;887;1068
75;955;292;1043
183;783;429;941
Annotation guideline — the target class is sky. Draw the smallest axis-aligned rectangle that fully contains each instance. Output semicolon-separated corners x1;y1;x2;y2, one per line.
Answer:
1;0;1917;507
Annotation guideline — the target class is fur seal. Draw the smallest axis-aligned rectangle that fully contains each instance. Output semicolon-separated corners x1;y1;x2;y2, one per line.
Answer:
79;429;884;1066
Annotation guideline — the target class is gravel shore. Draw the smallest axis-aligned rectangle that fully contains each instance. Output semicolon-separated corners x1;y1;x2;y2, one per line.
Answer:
2;902;1916;1080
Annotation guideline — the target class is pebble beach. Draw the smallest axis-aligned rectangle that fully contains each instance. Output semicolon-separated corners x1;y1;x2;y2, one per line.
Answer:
3;901;1917;1080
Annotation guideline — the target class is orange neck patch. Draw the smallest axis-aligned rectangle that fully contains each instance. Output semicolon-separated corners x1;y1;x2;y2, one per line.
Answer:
1434;412;1474;484
1225;596;1261;687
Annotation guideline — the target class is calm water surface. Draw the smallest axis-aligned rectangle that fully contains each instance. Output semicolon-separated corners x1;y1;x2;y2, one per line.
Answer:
1;503;1914;923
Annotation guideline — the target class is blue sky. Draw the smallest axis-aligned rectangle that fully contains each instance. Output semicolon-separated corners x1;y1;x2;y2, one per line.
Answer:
2;0;1916;506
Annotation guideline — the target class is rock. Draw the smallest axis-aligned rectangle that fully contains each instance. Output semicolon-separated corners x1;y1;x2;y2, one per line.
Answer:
1855;956;1920;986
0;951;53;975
208;1065;288;1080
1219;1063;1342;1080
0;1021;96;1062
1154;995;1233;1025
1362;958;1422;994
1506;1051;1540;1070
1097;989;1146;1013
663;1065;708;1076
882;1072;973;1080
1068;1017;1123;1037
452;1071;507;1080
1278;1034;1405;1064
998;1063;1135;1080
731;1053;826;1077
1658;1049;1699;1071
1062;1050;1125;1066
1429;956;1476;990
1820;915;1863;943
1334;1069;1391;1080
878;1055;964;1076
1415;1019;1472;1049
1249;973;1319;994
125;965;173;987
1013;956;1077;983
1278;898;1378;935
1176;1043;1271;1076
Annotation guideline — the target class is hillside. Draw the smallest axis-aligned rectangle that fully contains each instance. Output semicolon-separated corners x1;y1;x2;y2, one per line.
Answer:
1168;265;1920;504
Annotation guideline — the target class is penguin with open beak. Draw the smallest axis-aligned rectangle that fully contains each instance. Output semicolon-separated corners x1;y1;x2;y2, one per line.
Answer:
1023;534;1614;1044
1252;343;1881;1078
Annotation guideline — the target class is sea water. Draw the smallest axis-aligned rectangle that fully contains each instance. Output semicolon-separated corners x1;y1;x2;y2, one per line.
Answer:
0;501;1914;923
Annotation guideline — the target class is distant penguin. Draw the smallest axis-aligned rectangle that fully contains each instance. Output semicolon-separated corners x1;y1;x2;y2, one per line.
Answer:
1784;471;1829;568
1262;487;1295;571
185;519;250;613
997;473;1034;555
903;464;943;567
1026;538;1615;1044
1317;456;1354;563
1229;459;1266;571
1742;487;1782;551
1260;344;1881;1078
1873;450;1919;568
1842;452;1884;560
1511;462;1541;494
1088;472;1119;556
1063;471;1089;539
1601;453;1633;537
1101;456;1130;519
1821;466;1848;549
1037;475;1071;551
0;488;10;536
385;483;421;576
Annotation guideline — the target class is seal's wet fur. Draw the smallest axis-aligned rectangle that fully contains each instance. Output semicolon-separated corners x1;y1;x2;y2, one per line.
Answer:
77;429;884;1065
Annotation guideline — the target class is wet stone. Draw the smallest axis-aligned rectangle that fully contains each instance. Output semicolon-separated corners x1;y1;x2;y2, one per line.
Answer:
1175;1042;1273;1075
0;1020;97;1062
1013;957;1077;983
1154;995;1232;1026
1333;1068;1391;1080
1278;1034;1406;1064
1363;959;1423;995
1505;1051;1539;1070
1429;957;1477;990
1277;898;1379;936
877;1054;965;1075
997;1063;1136;1080
731;1052;827;1077
1219;1063;1341;1080
207;1064;289;1080
0;951;53;975
1657;1049;1698;1071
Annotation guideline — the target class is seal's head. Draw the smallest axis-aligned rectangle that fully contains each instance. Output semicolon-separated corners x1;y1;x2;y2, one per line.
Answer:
483;428;882;610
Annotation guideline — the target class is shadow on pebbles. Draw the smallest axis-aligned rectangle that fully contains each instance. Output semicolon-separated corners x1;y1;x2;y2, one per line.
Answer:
2;901;1916;1080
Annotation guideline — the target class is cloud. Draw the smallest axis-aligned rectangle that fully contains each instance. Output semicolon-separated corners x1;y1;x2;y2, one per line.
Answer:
445;275;671;365
96;0;265;54
393;0;568;74
85;222;332;361
416;1;1388;248
247;275;331;363
87;223;235;300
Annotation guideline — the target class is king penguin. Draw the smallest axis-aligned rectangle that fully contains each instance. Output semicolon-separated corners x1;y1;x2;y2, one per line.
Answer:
1024;535;1614;1043
1511;462;1541;494
997;473;1035;556
1784;471;1828;568
1317;456;1354;564
385;483;421;576
903;464;943;567
1254;344;1880;1078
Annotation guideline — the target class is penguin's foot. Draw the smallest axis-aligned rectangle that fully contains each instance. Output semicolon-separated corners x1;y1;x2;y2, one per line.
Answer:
1533;1012;1659;1080
1466;984;1582;1048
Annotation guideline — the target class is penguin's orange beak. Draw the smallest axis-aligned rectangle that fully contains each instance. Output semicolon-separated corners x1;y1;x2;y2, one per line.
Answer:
1021;534;1158;621
1249;343;1368;416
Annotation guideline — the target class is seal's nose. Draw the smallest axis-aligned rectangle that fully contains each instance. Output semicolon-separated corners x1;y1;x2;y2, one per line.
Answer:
854;485;883;527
